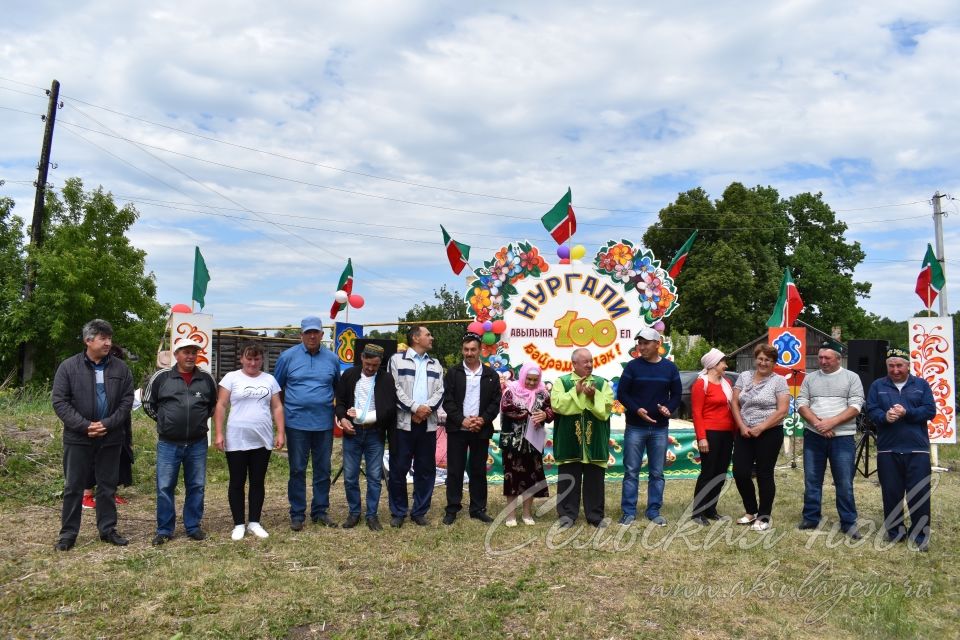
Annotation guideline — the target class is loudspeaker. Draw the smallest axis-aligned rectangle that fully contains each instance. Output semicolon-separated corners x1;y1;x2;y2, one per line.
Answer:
847;339;888;392
353;338;397;372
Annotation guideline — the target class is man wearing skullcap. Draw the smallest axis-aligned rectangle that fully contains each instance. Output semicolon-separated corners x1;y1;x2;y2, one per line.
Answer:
335;343;397;531
796;341;865;538
865;347;936;551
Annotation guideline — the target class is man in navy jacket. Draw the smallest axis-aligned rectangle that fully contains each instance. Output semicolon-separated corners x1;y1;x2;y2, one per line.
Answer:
865;347;936;551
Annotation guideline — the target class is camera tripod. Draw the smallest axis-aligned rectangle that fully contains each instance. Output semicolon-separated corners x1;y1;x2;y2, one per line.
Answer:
854;415;877;478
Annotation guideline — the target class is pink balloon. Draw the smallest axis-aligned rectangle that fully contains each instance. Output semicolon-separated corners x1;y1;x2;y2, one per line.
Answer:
171;303;191;313
348;294;365;309
468;321;485;335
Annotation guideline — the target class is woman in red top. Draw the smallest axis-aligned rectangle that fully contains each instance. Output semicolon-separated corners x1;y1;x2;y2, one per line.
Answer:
690;348;736;525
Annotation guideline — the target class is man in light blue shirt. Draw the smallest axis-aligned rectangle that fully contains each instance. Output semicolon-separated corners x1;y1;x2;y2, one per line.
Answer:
274;316;341;530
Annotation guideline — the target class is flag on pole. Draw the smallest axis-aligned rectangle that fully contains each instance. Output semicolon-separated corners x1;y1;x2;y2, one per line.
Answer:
667;230;698;279
541;187;576;245
766;267;804;328
915;243;945;310
192;247;211;310
330;258;354;319
440;225;471;275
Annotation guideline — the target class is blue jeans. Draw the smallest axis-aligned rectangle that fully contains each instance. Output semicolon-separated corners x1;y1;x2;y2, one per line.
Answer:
342;428;385;518
286;427;333;522
621;425;667;519
156;439;208;536
802;431;857;528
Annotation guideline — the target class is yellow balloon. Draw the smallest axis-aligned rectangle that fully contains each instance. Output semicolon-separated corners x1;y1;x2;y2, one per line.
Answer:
571;244;586;260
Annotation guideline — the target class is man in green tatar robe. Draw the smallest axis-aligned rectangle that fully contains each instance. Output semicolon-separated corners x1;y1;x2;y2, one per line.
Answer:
550;348;614;528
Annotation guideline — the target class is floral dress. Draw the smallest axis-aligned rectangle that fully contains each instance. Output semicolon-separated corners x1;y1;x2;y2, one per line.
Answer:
499;388;554;497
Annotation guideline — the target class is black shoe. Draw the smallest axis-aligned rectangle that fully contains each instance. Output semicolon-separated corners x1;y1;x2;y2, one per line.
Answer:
343;514;361;529
797;520;819;530
844;527;862;540
390;515;404;528
691;516;710;526
557;516;575;530
186;529;206;541
887;531;907;544
913;538;930;553
99;530;129;546
152;534;172;546
442;513;457;526
704;512;729;522
54;538;76;551
291;519;304;532
366;515;383;531
470;512;494;523
411;515;428;526
589;519;609;529
312;514;338;528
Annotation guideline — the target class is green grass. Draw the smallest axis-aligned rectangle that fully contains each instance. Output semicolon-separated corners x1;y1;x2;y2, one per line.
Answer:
1;401;959;639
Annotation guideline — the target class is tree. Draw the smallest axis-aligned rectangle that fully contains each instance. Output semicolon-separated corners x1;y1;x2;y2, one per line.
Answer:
399;285;470;368
0;197;26;378
643;183;869;350
8;179;167;381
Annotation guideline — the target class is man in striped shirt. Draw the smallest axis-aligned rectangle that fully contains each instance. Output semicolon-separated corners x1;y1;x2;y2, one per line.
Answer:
796;342;865;538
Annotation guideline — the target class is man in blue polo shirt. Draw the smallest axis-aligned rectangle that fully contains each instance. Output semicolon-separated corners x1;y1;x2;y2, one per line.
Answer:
274;316;341;530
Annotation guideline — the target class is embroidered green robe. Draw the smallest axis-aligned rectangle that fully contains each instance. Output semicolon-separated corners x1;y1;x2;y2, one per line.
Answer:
550;373;613;466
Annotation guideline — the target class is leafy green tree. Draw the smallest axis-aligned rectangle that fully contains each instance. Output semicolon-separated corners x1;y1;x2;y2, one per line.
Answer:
11;179;167;381
668;331;712;371
0;197;26;378
399;285;470;368
643;183;869;350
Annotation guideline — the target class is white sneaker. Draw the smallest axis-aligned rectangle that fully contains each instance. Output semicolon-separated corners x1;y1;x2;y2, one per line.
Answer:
750;519;771;532
247;522;269;538
231;525;246;541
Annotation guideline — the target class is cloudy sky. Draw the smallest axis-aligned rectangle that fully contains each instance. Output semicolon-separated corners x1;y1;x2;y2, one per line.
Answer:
2;1;958;332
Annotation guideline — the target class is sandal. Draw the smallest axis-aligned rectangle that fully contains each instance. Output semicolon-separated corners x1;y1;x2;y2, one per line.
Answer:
522;517;535;526
736;513;758;525
505;518;518;527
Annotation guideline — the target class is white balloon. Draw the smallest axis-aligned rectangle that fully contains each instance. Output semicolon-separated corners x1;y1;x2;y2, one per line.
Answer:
334;290;349;304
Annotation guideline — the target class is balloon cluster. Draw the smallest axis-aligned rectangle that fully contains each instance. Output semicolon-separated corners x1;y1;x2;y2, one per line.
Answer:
467;319;507;345
556;244;586;264
334;289;365;309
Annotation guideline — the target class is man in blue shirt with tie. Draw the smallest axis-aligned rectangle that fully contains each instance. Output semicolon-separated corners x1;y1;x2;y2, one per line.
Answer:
274;316;341;530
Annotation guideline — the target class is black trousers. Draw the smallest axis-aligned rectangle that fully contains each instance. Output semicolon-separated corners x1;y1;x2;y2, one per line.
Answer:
60;437;121;541
445;430;489;516
732;428;783;519
877;451;931;542
692;430;734;517
226;448;272;525
556;462;605;524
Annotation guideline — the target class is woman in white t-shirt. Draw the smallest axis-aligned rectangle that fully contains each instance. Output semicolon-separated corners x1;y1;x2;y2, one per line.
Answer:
213;342;285;540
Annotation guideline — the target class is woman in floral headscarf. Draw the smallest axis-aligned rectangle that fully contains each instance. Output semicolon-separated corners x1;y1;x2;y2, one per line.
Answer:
499;363;554;526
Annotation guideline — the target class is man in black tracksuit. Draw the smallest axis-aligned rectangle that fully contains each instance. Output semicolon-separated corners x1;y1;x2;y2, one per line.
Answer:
143;337;217;545
52;319;134;550
441;333;502;524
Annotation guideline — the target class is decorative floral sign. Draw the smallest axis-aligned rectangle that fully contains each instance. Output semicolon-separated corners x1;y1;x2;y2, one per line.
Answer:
909;317;956;444
464;239;679;391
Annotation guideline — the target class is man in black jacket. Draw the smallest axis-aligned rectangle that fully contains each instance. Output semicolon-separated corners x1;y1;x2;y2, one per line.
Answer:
335;344;397;531
52;319;134;550
442;333;502;525
143;337;218;545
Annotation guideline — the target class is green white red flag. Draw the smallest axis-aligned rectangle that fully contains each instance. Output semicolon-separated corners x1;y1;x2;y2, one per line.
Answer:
540;187;576;245
915;243;946;309
766;267;804;328
667;230;698;279
440;225;471;275
329;258;354;319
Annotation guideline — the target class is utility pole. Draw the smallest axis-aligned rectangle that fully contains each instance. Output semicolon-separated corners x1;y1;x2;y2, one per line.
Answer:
931;191;949;470
18;79;61;383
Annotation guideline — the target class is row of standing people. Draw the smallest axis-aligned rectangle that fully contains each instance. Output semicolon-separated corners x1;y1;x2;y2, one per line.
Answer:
51;318;935;551
691;342;935;550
